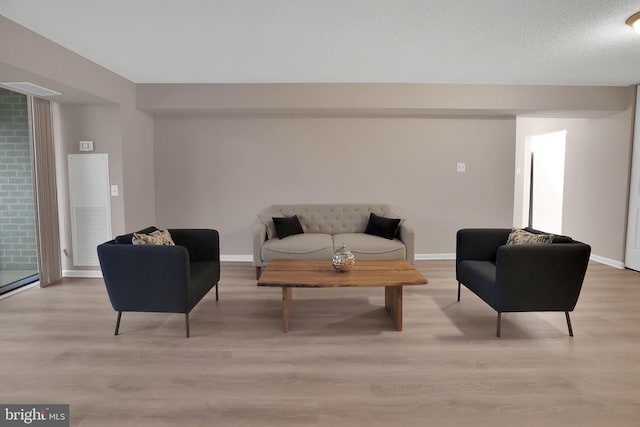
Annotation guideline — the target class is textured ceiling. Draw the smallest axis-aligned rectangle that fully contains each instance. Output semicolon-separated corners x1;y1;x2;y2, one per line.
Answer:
2;0;640;85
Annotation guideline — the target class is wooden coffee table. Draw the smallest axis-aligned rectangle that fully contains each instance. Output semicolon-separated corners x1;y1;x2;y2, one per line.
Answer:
257;259;427;332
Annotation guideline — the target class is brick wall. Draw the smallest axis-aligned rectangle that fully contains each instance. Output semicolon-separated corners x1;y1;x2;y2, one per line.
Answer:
0;88;38;270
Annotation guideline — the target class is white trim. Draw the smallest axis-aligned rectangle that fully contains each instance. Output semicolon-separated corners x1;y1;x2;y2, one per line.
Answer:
590;254;625;269
414;253;456;261
220;255;253;262
63;270;103;278
0;281;40;301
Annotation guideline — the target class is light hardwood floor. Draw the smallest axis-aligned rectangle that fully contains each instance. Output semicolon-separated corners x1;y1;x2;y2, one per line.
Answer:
1;260;639;426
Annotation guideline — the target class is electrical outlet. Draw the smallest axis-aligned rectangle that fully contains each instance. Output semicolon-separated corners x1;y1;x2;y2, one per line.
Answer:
457;162;466;173
110;185;119;196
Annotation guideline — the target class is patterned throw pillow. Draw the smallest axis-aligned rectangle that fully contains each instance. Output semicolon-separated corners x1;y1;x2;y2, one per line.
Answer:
506;228;554;245
132;229;175;246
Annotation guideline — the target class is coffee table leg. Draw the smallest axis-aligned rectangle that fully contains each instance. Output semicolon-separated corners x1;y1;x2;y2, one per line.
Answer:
282;287;292;333
385;286;392;313
385;286;403;331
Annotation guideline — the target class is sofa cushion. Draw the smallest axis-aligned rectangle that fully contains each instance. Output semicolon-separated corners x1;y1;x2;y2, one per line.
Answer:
506;228;553;245
262;233;334;261
272;215;304;239
333;233;406;260
364;213;401;240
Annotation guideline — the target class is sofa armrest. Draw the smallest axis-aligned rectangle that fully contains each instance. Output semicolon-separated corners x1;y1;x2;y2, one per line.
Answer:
97;243;191;313
398;222;415;264
456;228;511;263
495;242;591;312
253;223;267;267
169;229;220;262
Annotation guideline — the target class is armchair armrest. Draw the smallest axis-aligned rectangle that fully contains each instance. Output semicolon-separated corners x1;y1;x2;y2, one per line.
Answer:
168;229;219;262
253;223;267;267
398;222;415;264
456;228;511;263
496;242;591;312
97;243;190;313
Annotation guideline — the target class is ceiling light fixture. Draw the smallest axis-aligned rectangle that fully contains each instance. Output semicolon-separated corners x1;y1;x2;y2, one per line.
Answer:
627;11;640;33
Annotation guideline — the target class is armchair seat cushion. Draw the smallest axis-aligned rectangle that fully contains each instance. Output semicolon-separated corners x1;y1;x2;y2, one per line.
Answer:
188;261;220;311
261;233;334;261
457;260;499;309
333;233;406;259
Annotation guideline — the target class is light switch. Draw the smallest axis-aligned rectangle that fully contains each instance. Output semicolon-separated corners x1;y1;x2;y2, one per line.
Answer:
110;185;119;196
457;162;466;173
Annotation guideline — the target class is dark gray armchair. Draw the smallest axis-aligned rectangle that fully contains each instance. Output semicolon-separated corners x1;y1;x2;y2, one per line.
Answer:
456;228;591;337
97;227;220;337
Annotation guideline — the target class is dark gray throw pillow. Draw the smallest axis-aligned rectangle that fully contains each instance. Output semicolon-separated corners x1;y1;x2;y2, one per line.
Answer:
272;215;304;239
364;213;401;240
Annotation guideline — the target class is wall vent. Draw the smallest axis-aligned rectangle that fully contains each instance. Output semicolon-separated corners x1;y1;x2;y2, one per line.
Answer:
0;82;61;97
68;154;112;266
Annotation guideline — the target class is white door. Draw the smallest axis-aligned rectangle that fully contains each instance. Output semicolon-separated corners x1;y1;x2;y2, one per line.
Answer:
625;88;640;270
68;154;112;266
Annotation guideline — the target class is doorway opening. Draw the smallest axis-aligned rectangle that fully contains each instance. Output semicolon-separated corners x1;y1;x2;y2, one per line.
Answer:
523;130;567;235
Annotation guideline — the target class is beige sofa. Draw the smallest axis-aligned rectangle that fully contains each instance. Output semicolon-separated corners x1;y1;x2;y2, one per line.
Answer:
253;204;415;278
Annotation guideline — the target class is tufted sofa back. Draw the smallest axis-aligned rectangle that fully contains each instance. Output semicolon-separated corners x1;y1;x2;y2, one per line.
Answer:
258;204;398;238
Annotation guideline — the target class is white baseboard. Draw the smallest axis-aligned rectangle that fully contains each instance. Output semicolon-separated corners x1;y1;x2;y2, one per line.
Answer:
590;254;625;269
414;253;456;261
220;255;252;262
63;270;103;278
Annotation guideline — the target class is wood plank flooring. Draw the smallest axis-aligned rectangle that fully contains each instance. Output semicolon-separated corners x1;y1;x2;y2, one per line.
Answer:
1;260;639;426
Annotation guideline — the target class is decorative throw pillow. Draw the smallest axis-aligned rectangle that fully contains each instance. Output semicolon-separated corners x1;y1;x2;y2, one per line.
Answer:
506;228;554;245
132;229;175;246
364;212;401;240
272;215;304;239
115;226;158;244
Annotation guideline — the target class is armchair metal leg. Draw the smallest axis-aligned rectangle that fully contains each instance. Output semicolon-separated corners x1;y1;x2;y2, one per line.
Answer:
185;313;190;338
565;311;574;337
256;267;261;280
215;282;219;301
497;312;502;337
114;311;122;336
457;282;461;301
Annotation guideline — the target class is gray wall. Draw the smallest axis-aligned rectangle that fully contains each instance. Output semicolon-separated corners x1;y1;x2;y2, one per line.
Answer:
1;16;156;272
1;15;636;270
0;88;37;270
1;16;157;274
52;103;124;271
154;115;516;256
514;102;636;263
